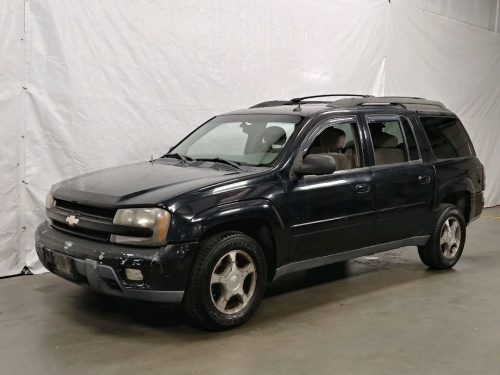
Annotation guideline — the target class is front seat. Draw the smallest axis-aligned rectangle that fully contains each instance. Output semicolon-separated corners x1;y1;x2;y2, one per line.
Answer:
320;128;347;170
260;126;287;153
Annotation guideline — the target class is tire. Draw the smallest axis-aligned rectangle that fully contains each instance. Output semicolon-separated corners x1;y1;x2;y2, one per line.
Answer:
182;231;267;331
418;204;466;270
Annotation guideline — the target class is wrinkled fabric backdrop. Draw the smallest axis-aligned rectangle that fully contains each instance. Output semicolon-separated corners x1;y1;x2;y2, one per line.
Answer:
1;0;499;276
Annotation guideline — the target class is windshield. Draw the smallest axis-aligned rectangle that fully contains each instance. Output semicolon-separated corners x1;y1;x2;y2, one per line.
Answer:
170;114;301;166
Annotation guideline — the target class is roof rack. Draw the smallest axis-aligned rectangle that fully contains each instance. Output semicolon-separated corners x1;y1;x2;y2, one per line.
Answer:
326;97;447;110
250;100;291;109
290;94;373;103
381;96;427;100
249;95;448;111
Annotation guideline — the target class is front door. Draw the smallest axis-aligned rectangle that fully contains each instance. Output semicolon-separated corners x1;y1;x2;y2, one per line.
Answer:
286;116;376;262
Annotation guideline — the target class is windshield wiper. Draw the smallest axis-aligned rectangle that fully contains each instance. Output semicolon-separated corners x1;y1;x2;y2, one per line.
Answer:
197;157;244;171
161;153;196;164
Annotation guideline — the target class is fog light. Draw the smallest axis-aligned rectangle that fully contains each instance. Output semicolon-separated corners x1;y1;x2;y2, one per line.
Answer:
125;268;143;281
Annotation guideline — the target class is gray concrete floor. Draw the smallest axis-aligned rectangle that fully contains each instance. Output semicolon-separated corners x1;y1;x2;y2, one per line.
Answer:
1;207;499;375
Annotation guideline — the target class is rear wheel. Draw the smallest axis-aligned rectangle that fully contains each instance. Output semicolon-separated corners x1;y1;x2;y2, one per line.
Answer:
183;231;267;331
418;204;466;270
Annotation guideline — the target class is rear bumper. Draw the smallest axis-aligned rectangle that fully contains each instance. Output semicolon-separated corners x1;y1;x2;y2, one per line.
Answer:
35;222;198;303
470;191;484;223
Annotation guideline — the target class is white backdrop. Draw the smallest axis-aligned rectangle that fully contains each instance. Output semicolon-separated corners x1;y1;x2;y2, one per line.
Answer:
0;0;498;276
0;0;25;277
385;2;500;210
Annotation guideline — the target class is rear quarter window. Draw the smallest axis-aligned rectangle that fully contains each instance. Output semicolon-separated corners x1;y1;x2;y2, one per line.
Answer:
419;116;475;159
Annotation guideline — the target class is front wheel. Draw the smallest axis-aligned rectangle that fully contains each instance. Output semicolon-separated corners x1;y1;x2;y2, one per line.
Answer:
418;204;466;270
183;231;267;331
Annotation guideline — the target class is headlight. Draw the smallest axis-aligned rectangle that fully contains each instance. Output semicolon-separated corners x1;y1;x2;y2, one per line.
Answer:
45;192;55;209
110;208;171;247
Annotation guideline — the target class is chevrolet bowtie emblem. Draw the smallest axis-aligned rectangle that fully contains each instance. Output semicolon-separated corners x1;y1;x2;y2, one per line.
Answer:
66;215;79;227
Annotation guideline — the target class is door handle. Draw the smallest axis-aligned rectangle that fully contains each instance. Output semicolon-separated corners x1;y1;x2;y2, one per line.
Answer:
356;184;370;193
418;175;431;184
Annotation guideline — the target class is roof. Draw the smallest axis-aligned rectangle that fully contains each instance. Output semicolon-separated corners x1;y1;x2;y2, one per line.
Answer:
223;95;451;117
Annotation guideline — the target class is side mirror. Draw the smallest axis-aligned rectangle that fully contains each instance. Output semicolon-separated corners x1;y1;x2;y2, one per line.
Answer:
293;154;336;177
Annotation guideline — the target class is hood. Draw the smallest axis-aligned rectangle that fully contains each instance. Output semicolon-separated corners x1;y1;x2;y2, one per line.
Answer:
52;161;248;207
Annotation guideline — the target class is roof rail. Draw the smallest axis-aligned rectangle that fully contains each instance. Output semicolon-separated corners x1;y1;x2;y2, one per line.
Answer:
290;94;373;103
250;100;291;109
249;95;448;112
327;97;447;111
381;96;427;100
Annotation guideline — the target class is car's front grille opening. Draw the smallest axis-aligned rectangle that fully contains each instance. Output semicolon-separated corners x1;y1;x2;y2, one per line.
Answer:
55;200;117;219
52;221;110;242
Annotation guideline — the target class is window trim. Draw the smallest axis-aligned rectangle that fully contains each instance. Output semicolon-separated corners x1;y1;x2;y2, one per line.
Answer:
399;115;422;162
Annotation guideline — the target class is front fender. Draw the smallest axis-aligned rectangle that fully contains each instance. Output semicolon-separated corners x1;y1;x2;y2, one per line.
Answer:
183;199;289;267
190;199;284;236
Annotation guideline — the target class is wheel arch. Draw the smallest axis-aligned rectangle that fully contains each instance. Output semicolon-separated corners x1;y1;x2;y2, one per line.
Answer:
436;177;474;223
189;199;287;282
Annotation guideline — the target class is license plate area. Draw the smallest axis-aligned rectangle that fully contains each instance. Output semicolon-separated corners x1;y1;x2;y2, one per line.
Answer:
51;252;76;279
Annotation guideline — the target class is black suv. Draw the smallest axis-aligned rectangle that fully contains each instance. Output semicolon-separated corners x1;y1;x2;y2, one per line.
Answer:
36;95;485;330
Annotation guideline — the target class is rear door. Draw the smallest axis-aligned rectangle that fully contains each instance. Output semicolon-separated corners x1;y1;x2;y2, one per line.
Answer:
363;114;435;244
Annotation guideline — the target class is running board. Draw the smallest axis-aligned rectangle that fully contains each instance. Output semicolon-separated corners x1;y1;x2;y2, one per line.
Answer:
273;236;429;281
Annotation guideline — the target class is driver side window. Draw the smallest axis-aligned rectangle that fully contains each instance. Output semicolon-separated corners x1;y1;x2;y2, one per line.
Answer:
307;121;362;171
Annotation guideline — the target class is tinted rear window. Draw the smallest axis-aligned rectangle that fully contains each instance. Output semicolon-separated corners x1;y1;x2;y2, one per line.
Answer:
419;116;475;159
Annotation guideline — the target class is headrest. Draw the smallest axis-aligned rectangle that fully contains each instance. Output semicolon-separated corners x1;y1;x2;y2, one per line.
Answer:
372;133;398;148
320;127;346;151
370;122;385;132
263;126;286;145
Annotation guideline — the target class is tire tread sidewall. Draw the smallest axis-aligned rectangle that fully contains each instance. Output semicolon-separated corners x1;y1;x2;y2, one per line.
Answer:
418;204;466;270
183;231;267;331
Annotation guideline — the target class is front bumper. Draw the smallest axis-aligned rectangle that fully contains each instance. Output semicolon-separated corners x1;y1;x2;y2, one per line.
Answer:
35;222;198;303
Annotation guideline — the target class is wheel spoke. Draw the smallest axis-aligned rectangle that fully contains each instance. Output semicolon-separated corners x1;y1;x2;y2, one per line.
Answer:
440;234;446;245
216;295;229;311
440;221;449;243
214;285;237;311
228;250;237;263
210;273;221;285
241;292;251;305
240;262;255;278
210;282;226;308
444;219;451;231
451;221;461;245
228;251;238;272
441;242;449;254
